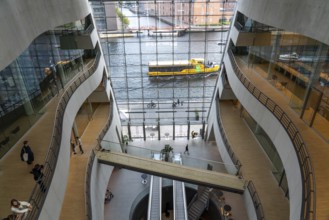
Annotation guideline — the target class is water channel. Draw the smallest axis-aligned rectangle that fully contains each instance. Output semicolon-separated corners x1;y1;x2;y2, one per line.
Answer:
100;8;228;129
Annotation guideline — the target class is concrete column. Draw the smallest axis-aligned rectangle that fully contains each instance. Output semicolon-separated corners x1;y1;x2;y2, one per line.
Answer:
267;32;281;79
87;98;93;120
49;31;66;87
10;60;34;115
173;122;175;140
306;44;328;90
72;121;80;138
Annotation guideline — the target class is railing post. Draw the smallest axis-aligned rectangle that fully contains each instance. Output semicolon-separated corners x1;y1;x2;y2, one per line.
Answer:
228;49;316;219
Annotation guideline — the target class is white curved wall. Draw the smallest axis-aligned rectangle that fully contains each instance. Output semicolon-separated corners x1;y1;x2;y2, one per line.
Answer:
207;80;257;220
243;189;258;220
90;110;123;220
89;91;124;219
39;56;107;220
237;0;329;45
0;0;90;70
90;159;114;220
223;54;302;219
207;99;238;175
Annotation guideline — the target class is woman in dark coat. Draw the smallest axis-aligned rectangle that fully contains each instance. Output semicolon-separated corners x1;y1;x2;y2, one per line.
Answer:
20;140;34;165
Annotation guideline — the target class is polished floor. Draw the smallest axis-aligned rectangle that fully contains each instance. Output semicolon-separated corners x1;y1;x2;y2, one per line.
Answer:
0;98;289;220
235;56;329;220
3;59;329;219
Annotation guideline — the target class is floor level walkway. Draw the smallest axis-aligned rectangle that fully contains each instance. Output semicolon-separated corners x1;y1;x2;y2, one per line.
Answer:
220;101;289;220
0;95;60;217
59;104;109;220
0;67;304;220
0;100;290;220
236;56;329;219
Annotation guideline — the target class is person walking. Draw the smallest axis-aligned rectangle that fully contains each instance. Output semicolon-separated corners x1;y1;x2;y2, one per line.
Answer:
172;101;177;109
20;140;34;166
76;137;84;154
184;144;189;155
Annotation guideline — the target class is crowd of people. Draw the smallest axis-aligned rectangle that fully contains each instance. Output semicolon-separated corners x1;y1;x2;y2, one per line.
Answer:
2;140;45;219
20;141;46;190
4;136;86;219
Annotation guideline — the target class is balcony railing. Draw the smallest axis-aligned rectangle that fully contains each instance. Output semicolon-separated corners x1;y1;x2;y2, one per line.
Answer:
247;181;265;220
228;50;316;220
85;101;113;220
216;100;241;175
26;51;101;219
216;98;265;219
85;149;95;220
60;23;95;36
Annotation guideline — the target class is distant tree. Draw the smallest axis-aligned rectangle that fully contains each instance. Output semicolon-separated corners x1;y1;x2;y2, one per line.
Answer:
116;7;130;29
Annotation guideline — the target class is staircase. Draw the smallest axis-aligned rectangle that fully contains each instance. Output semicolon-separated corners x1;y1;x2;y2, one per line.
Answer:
187;187;211;220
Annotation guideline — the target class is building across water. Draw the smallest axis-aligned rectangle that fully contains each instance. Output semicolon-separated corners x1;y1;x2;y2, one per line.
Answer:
0;0;328;220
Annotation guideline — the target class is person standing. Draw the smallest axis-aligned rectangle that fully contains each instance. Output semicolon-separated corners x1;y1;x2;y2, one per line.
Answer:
20;141;34;165
31;164;46;192
10;199;32;219
184;144;189;155
71;140;77;154
76;137;84;154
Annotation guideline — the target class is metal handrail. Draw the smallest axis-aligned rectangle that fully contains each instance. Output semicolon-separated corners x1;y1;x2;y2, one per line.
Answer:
215;96;264;219
60;24;95;36
247;181;265;220
85;149;96;220
26;51;101;219
85;103;113;219
216;100;242;175
228;50;316;220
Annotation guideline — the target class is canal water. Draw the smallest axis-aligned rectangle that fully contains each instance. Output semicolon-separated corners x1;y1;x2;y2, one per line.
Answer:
100;8;228;126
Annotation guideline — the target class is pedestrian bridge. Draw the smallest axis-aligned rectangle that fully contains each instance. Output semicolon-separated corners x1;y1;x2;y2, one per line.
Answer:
96;151;245;194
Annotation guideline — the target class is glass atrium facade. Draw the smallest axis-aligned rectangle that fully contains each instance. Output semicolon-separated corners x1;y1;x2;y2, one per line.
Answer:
91;0;236;139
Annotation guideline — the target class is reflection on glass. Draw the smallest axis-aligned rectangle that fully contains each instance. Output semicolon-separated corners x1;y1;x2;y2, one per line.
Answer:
92;1;235;128
232;13;329;141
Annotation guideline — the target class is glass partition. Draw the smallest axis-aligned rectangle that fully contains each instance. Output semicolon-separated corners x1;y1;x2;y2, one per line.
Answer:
231;13;329;141
241;107;288;196
0;20;88;158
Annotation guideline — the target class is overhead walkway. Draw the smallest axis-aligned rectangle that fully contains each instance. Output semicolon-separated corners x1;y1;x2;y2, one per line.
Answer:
96;151;245;194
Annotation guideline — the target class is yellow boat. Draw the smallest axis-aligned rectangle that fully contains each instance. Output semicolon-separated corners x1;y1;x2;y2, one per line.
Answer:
148;58;220;77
